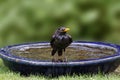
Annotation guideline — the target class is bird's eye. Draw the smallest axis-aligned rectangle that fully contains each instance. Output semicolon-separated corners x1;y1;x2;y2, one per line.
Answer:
58;28;61;30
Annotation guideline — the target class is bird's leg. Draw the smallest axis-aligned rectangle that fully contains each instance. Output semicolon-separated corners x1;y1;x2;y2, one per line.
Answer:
52;56;57;62
51;49;57;62
58;50;63;62
58;56;64;62
63;48;67;62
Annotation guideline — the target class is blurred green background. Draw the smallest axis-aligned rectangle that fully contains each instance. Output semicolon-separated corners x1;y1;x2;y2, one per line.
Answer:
0;0;120;47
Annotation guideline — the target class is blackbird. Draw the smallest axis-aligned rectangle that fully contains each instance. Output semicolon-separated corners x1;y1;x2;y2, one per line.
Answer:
50;27;72;62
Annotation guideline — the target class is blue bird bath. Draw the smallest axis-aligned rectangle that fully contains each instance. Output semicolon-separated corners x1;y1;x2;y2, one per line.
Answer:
0;41;120;76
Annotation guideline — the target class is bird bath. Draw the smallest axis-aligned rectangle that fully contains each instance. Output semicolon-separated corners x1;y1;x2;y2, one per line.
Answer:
0;41;120;76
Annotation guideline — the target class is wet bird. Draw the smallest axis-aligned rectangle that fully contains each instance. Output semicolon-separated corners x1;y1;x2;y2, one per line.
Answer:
50;27;72;62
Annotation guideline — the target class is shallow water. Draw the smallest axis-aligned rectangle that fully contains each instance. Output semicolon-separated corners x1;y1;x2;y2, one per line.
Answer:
9;44;116;61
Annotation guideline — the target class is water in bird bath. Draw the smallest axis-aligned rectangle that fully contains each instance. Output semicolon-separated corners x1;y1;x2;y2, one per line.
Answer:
9;43;116;61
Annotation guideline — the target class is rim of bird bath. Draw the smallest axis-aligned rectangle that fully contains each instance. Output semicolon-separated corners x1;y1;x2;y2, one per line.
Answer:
0;41;120;76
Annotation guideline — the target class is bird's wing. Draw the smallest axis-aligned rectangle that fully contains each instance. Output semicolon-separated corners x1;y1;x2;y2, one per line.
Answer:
69;37;73;43
68;35;73;43
50;35;55;47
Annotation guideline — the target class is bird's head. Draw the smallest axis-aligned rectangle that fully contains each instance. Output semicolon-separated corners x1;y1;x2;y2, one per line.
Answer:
57;27;70;34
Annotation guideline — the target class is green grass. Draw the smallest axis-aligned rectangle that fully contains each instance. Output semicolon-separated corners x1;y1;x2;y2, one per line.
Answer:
0;59;120;80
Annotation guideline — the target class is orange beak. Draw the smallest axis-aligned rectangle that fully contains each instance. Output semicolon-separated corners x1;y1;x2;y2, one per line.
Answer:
63;28;70;32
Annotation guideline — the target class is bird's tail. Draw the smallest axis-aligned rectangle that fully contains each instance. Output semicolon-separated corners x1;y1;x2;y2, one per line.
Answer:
51;49;57;56
58;49;62;56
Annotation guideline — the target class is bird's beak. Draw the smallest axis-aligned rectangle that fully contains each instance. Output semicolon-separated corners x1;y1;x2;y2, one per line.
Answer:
64;28;70;32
